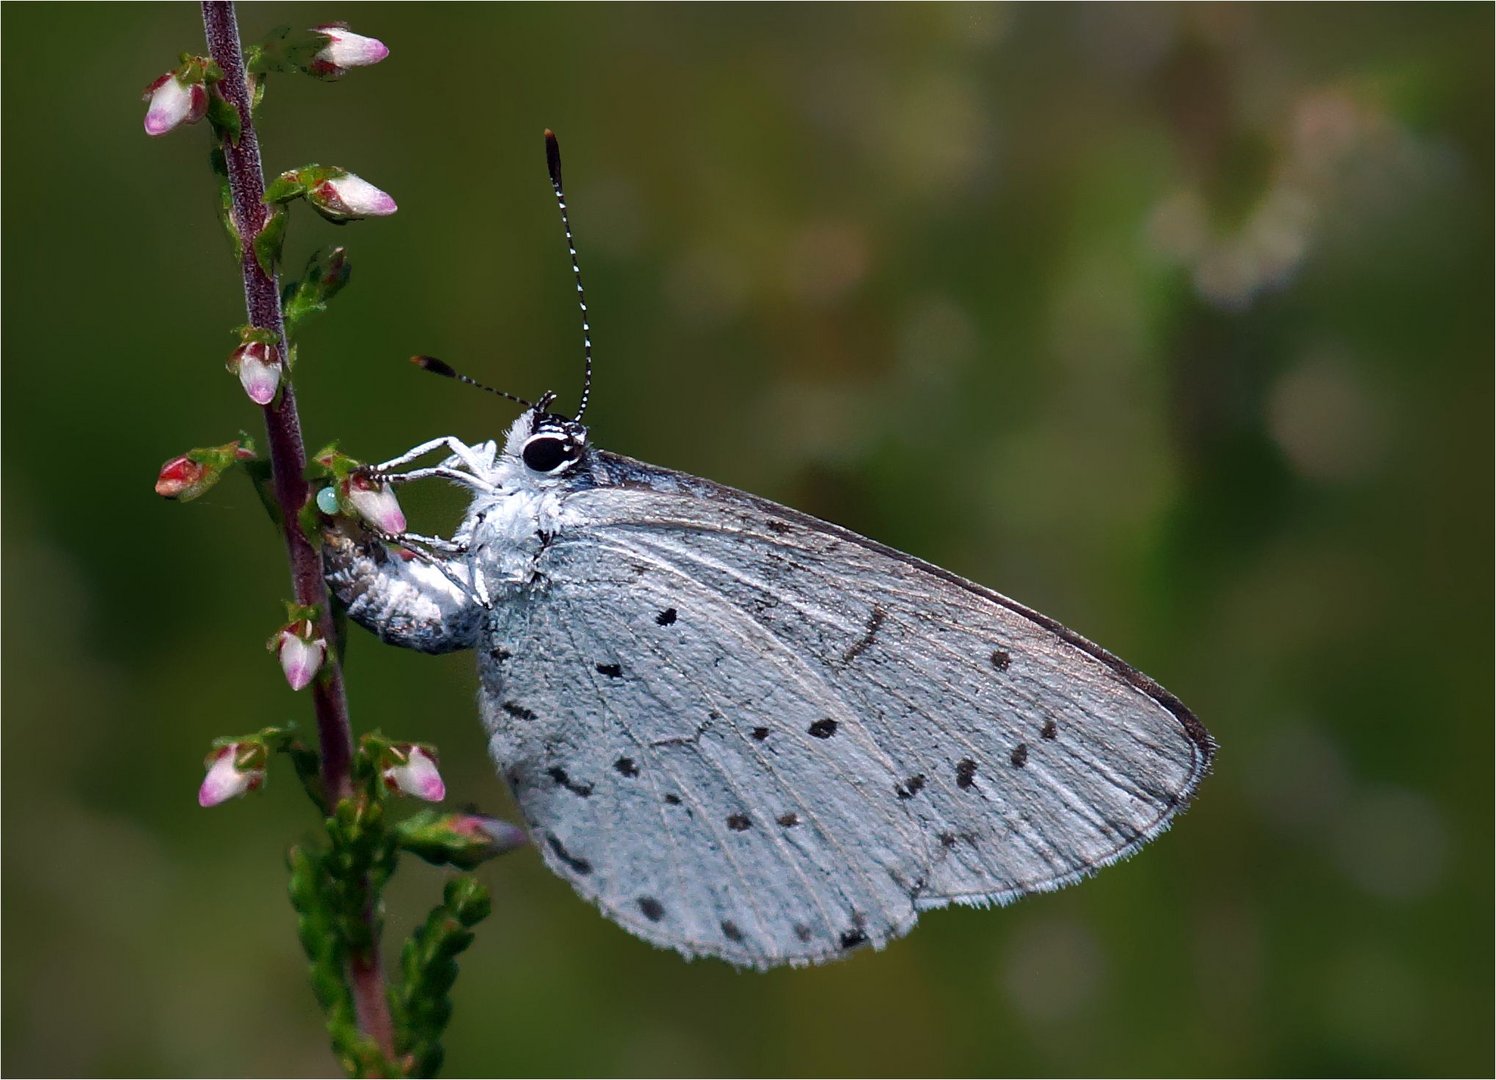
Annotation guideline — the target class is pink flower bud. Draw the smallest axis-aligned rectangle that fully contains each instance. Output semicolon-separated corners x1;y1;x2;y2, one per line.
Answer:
308;172;398;221
227;341;281;405
345;473;407;533
275;623;327;691
310;25;390;77
198;744;265;807
155;454;208;499
143;72;207;137
383;746;445;802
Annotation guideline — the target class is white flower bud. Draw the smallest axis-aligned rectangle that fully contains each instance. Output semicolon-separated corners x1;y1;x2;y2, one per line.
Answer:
276;625;327;691
309;172;398;221
383;745;446;802
143;73;207;137
345;474;407;533
311;25;390;77
229;341;281;406
198;744;265;807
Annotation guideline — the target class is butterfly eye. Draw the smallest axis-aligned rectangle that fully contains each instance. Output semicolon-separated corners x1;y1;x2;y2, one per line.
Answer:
522;434;579;474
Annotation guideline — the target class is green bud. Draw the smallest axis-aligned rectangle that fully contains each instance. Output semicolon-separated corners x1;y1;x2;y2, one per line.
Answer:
393;810;527;871
444;877;492;927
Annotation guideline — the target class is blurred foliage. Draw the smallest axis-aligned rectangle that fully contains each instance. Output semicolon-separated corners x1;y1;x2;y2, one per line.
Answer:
2;3;1491;1076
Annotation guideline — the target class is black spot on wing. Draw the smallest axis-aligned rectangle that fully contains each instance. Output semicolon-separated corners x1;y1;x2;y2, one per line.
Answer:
767;520;793;535
794;923;813;942
991;648;1011;671
721;920;745;944
502;701;535;720
489;646;511;661
751;726;771;741
1041;719;1058;740
726;813;752;831
843;605;887;662
839;928;868;950
777;813;800;827
546;834;592;875
638;896;664;922
895;774;927;800
613;757;639;777
1010;743;1029;767
655;607;677;626
938;831;958;849
808;718;838;739
595;662;623;678
664;793;682;805
956;759;978;790
547;766;593;797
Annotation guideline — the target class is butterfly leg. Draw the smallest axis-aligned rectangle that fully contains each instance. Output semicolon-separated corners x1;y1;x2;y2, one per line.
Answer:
373;465;498;495
382;529;491;606
383;531;491;608
368;436;495;477
392;531;468;556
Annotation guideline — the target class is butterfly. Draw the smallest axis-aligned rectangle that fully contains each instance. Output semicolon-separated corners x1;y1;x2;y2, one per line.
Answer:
322;132;1214;969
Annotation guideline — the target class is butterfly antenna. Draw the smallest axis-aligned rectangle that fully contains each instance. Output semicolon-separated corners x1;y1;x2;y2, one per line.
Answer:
545;129;593;423
410;355;536;409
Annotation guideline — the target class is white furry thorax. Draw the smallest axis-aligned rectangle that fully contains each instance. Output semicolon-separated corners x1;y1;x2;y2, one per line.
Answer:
452;411;582;592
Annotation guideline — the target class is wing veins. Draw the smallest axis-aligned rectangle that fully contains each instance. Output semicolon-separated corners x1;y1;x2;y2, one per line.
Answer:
551;608;703;949
602;526;1198;896
546;599;783;953
612;606;872;956
584;475;1212;766
556;534;919;795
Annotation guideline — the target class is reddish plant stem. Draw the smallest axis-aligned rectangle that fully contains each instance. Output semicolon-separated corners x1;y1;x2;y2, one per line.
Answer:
200;1;395;1064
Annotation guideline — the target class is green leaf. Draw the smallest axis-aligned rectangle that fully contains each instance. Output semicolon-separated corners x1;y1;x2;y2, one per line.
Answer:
210;148;242;261
253;203;288;276
243;457;281;527
309;443;364;486
284;245;352;337
264;171;307;205
444;878;492;927
296;491;326;549
252;25;328;76
288;743;325;810
205;90;241;145
390;877;490;1077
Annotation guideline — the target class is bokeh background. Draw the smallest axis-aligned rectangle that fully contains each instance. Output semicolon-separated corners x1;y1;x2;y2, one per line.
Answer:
3;4;1491;1076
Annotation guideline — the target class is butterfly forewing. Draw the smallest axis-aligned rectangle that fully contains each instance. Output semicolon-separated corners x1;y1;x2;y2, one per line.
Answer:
477;451;1212;968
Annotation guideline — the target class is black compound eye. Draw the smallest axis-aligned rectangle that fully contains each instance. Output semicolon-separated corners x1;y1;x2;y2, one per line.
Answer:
522;435;577;474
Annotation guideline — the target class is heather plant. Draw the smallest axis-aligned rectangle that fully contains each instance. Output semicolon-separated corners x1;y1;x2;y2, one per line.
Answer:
146;6;519;1075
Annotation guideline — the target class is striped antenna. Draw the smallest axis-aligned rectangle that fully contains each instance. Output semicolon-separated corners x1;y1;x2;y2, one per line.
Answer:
410;355;536;409
544;129;593;422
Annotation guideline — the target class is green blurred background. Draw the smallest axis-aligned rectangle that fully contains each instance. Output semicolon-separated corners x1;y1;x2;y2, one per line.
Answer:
3;4;1491;1076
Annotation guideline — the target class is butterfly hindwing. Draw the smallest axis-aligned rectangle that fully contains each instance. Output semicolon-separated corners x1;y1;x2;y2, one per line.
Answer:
477;452;1213;968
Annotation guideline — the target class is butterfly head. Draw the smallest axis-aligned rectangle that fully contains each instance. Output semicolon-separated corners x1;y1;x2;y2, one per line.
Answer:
506;401;588;478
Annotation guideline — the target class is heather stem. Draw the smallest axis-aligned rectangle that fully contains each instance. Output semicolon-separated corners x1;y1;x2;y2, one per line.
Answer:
199;0;395;1064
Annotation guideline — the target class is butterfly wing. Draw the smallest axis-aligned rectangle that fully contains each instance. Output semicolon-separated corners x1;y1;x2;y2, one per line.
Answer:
479;452;1213;968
